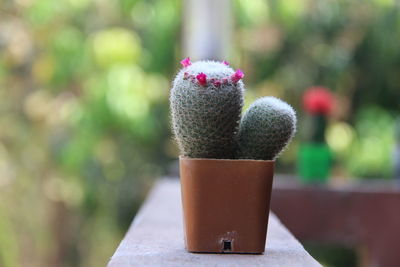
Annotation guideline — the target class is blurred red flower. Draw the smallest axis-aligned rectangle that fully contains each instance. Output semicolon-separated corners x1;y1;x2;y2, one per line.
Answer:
303;86;334;115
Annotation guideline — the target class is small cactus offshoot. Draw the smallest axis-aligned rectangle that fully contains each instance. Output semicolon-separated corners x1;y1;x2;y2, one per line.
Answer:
170;58;244;159
237;97;297;160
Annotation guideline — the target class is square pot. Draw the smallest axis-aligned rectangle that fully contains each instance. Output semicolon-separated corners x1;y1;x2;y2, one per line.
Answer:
179;157;274;254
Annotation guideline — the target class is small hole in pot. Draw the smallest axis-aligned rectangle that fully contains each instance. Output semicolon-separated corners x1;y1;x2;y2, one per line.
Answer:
223;240;232;251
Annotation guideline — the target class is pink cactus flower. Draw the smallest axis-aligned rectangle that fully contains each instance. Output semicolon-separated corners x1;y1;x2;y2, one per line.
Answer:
196;73;207;86
222;78;228;84
222;60;230;66
183;72;189;79
231;69;244;83
213;80;222;87
180;57;192;67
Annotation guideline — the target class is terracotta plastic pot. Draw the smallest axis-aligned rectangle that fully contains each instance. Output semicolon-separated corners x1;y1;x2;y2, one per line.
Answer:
179;157;274;254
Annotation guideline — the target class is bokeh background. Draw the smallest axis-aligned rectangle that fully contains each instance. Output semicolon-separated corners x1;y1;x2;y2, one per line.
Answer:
1;0;400;266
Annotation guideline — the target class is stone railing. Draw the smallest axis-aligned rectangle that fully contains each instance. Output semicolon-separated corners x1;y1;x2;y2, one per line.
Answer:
108;179;320;267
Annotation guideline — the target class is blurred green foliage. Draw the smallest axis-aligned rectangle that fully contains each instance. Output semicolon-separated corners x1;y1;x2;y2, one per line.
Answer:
234;0;400;179
0;0;180;266
1;0;400;266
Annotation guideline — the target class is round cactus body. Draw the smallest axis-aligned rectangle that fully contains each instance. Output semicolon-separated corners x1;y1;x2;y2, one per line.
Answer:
170;59;244;159
237;97;297;160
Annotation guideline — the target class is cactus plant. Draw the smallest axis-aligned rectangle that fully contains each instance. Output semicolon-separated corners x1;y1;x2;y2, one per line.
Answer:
237;97;297;160
298;86;333;183
170;58;244;158
303;86;333;143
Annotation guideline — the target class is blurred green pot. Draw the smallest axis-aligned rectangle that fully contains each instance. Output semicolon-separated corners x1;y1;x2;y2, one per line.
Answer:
298;143;332;184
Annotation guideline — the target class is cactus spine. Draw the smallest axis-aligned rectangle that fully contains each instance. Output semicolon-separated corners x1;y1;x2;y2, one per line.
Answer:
170;58;244;159
237;97;297;160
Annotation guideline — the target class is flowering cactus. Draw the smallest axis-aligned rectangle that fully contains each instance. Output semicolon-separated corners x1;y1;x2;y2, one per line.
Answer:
303;86;334;142
170;58;244;158
170;58;296;161
299;86;334;183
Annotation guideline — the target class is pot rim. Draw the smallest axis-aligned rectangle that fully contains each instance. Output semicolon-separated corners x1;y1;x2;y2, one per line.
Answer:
179;156;274;163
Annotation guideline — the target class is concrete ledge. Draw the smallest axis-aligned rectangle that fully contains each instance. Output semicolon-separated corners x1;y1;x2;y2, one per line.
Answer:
108;179;320;267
